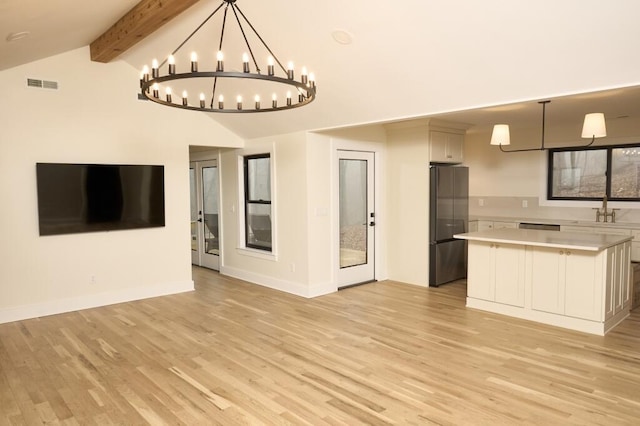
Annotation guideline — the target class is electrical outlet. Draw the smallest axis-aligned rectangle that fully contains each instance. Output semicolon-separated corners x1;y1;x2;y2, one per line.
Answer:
478;198;484;207
90;275;96;284
522;200;528;208
289;263;296;272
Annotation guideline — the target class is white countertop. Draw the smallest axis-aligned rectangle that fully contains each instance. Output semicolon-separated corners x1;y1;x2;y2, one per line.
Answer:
455;228;633;251
469;215;640;230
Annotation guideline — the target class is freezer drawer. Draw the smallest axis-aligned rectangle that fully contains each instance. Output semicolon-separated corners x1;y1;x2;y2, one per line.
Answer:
429;239;467;287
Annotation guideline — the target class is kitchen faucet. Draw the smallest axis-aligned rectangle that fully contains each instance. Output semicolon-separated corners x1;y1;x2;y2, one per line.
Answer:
593;195;618;223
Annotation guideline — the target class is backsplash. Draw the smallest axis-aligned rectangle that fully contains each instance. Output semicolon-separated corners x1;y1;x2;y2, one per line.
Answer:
469;196;640;225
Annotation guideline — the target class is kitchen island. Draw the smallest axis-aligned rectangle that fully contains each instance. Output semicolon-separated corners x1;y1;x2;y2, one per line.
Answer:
454;228;632;335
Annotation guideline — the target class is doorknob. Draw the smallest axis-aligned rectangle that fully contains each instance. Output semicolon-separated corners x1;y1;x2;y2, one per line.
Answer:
197;218;202;223
369;221;375;226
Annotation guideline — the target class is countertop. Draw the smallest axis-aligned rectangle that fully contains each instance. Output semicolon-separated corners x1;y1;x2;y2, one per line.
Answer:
454;228;633;251
469;215;640;230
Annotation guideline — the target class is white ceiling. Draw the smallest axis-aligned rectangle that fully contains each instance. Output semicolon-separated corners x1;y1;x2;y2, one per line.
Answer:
2;0;640;140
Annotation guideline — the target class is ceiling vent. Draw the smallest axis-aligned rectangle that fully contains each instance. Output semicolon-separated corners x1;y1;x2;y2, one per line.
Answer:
27;78;58;90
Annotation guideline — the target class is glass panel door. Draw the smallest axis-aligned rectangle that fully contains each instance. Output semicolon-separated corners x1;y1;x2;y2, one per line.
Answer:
189;166;200;264
337;151;375;287
190;159;220;270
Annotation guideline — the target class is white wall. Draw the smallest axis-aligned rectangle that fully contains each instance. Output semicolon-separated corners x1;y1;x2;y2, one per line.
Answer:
385;124;430;286
0;46;242;323
219;132;321;295
464;119;640;222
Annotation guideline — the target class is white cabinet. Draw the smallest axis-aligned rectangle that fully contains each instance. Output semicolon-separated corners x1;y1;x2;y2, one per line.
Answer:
468;241;525;307
463;233;632;335
429;131;464;163
604;242;631;320
630;230;640;262
476;220;517;231
531;246;602;321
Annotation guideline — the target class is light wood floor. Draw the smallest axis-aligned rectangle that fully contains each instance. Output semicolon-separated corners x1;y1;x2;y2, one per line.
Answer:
2;268;640;425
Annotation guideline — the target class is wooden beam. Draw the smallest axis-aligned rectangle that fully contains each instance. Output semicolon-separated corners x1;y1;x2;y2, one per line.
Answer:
90;0;202;63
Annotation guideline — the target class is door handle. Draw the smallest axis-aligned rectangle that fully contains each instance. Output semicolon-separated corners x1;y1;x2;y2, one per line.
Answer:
197;218;202;223
370;221;375;226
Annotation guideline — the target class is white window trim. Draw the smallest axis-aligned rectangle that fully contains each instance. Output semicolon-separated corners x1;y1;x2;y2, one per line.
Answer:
236;143;278;261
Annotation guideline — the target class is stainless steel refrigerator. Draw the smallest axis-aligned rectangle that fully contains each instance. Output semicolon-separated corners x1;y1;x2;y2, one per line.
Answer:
429;165;468;287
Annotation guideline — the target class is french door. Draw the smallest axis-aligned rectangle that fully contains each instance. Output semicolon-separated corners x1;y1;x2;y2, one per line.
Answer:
190;160;220;270
337;151;375;287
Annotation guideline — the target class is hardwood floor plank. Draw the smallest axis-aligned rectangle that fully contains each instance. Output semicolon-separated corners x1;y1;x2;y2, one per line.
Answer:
1;268;640;424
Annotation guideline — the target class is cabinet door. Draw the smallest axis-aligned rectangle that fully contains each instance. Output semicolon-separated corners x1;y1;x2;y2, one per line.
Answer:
531;246;565;314
429;131;449;163
614;242;631;312
446;133;464;163
605;247;616;320
564;249;601;321
494;243;525;307
467;242;494;301
622;242;631;307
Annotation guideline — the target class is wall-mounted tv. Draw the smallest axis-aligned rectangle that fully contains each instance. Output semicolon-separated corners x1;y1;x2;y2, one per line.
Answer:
36;163;165;236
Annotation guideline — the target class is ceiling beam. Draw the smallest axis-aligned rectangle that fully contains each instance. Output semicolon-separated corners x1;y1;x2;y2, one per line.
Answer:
90;0;202;63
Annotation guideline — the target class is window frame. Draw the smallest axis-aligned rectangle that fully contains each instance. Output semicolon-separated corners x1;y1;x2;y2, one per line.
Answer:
547;143;640;202
243;153;272;252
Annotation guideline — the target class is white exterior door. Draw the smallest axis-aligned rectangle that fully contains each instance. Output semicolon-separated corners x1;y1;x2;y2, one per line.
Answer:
337;151;375;287
190;160;220;270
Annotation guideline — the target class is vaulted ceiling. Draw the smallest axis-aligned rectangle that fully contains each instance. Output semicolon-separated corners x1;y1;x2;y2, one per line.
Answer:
2;0;640;140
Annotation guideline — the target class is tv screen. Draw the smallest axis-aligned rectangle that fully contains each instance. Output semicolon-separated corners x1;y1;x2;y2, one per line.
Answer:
36;163;165;236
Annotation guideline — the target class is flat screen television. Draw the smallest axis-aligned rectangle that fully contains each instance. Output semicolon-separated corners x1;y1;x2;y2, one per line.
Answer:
36;163;165;236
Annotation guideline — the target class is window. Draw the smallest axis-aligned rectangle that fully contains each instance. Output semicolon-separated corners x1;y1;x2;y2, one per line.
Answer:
548;144;640;201
244;154;272;251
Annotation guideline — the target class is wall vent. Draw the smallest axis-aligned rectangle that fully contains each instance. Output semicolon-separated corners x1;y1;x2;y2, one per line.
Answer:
26;78;59;90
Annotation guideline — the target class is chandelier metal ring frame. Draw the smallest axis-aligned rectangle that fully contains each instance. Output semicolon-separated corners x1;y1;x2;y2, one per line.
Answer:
139;0;317;113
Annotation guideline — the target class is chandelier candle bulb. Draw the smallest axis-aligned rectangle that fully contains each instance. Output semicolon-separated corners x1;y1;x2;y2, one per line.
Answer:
216;51;224;72
287;62;294;80
272;93;277;108
237;95;242;110
152;83;159;98
182;90;188;106
309;72;316;87
218;95;224;109
141;65;149;82
165;87;172;103
286;91;292;106
168;55;176;74
298;93;304;102
267;56;275;76
199;93;206;108
191;52;198;72
243;53;250;73
255;95;260;110
152;59;159;78
301;67;308;84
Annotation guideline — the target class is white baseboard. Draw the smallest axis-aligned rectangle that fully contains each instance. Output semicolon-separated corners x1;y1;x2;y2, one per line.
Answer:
0;280;194;325
220;265;335;298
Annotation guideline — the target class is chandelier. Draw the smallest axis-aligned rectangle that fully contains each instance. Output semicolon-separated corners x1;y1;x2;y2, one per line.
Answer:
139;0;317;113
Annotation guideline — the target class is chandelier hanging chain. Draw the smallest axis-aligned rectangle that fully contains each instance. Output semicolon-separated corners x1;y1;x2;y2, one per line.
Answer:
139;0;317;113
209;3;229;108
160;2;226;70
